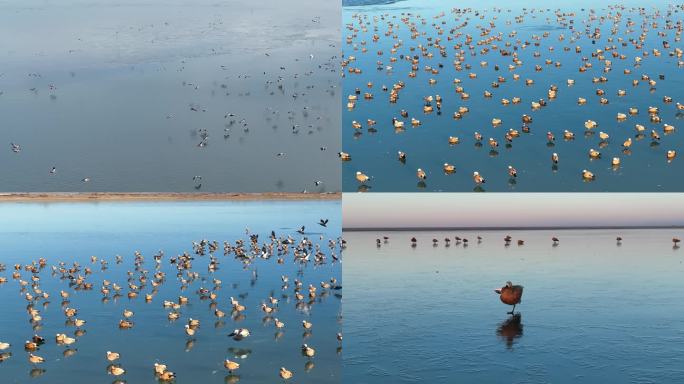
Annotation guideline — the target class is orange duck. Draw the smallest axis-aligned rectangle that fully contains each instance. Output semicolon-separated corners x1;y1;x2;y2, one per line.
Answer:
495;281;524;314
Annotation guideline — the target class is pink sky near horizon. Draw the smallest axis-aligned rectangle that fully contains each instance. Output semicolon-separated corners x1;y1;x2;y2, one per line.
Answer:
343;193;684;228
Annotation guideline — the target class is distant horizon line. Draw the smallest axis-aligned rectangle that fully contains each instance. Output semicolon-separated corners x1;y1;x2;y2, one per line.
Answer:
343;225;684;231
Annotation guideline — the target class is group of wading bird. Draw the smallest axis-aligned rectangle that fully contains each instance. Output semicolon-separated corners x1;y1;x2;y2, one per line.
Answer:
342;5;683;189
372;234;682;314
0;227;342;382
8;46;339;192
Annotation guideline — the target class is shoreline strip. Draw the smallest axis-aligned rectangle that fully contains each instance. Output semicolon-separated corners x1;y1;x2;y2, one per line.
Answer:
0;192;341;202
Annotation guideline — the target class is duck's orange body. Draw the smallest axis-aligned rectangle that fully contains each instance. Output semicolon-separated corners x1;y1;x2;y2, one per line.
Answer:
498;285;523;305
495;282;523;314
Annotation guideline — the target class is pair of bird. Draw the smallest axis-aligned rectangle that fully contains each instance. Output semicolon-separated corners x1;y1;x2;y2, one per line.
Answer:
296;220;329;234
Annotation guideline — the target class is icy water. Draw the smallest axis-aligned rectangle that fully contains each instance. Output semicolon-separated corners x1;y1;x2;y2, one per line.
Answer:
0;0;340;192
343;228;684;383
0;201;341;383
342;1;684;192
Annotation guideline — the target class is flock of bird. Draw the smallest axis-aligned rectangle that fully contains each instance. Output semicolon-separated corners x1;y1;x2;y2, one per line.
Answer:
373;234;682;248
370;233;681;316
342;5;683;190
0;225;342;382
5;15;339;192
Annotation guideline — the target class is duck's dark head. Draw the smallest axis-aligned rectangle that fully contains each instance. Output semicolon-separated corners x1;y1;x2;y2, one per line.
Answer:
495;281;513;294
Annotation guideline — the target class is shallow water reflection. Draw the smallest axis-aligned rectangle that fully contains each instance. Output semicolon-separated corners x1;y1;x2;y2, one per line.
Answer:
0;201;341;383
343;3;684;191
344;228;684;383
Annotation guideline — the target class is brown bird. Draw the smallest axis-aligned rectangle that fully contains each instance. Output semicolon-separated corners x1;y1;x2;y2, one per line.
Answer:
495;281;524;314
280;367;293;380
159;370;176;381
106;351;120;362
301;344;316;358
28;353;45;364
24;341;38;351
224;359;240;373
108;365;126;376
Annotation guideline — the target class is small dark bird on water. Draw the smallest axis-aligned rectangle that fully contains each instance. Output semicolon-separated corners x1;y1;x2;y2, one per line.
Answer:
495;281;524;315
318;219;328;227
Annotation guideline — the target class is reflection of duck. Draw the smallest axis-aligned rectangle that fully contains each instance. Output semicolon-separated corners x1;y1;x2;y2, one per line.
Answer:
497;313;523;349
227;347;252;360
495;281;523;314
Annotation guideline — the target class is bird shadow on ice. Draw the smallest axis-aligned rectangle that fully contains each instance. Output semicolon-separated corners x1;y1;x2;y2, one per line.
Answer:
496;313;523;350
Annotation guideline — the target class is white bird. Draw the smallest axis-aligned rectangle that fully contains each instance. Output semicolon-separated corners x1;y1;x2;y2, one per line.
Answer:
229;328;251;339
